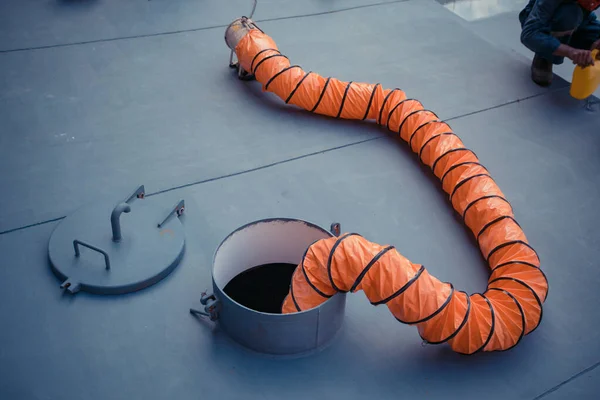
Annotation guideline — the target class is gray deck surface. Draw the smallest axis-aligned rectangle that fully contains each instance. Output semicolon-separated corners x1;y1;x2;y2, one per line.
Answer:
1;1;599;399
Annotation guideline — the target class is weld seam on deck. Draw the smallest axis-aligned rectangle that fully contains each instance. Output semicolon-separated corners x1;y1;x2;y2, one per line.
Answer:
0;137;380;235
0;0;410;54
146;137;381;196
0;216;66;236
0;86;569;236
531;360;600;400
444;86;569;122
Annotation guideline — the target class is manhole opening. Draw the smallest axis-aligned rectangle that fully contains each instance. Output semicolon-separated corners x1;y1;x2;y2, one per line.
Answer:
223;262;296;314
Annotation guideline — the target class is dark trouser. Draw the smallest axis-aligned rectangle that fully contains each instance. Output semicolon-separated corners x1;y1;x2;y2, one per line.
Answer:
519;3;600;65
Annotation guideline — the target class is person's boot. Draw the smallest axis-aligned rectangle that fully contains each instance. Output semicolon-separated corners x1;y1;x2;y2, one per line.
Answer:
531;54;553;86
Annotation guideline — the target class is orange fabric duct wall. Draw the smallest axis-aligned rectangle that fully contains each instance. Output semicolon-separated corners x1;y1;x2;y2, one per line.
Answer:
234;29;548;354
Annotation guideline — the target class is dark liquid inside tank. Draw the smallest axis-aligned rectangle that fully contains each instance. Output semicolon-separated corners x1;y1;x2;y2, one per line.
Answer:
223;263;297;314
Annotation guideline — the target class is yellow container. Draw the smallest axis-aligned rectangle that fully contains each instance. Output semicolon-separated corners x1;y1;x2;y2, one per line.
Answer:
570;49;600;100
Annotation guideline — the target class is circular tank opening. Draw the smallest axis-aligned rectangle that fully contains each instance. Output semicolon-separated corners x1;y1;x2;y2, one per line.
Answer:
212;218;334;309
223;262;296;314
211;218;347;356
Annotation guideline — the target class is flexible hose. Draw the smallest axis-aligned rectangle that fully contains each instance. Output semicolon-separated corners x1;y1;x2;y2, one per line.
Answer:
233;28;548;354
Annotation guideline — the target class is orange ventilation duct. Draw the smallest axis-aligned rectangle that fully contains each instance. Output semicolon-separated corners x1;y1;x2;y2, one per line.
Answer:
225;17;548;354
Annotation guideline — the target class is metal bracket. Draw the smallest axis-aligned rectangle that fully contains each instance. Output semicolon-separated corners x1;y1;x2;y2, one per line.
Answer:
226;1;259;79
157;199;185;228
229;50;238;69
229;51;254;80
238;65;255;81
330;222;341;237
73;239;111;270
190;292;220;321
60;279;81;294
124;184;145;203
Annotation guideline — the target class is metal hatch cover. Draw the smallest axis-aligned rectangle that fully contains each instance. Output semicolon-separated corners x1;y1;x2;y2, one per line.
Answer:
48;185;186;295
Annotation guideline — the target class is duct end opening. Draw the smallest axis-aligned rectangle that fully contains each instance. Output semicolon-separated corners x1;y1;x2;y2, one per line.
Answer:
210;218;346;356
225;17;259;50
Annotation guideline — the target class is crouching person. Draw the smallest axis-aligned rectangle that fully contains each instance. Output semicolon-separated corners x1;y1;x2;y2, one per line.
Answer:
520;0;600;86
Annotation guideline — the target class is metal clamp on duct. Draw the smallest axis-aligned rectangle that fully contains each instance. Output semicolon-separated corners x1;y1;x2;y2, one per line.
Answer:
225;1;261;80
